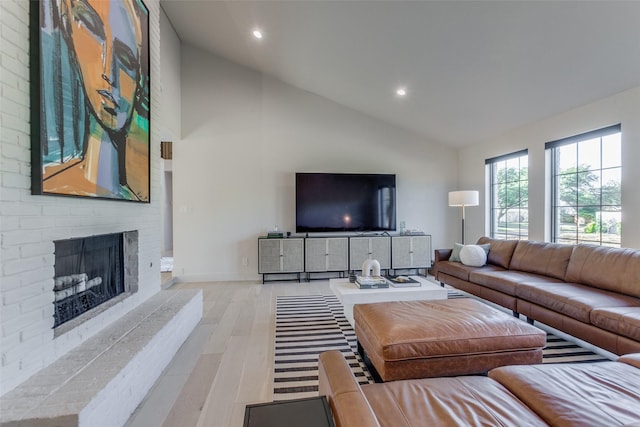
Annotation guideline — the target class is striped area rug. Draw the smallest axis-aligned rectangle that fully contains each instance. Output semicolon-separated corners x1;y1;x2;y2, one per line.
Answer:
543;334;610;363
273;294;610;400
273;295;372;401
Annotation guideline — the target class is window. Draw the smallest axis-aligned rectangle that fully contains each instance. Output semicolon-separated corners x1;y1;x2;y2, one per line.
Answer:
486;150;528;240
546;124;621;247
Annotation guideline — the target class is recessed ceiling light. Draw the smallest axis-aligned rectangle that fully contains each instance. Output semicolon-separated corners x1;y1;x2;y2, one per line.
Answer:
396;88;407;97
252;29;263;40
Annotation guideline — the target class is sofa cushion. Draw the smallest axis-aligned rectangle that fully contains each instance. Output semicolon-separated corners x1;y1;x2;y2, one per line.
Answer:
449;243;464;262
516;282;640;323
469;269;562;297
591;307;640;341
436;260;502;282
449;243;490;263
489;361;640;426
565;245;640;298
477;237;519;269
361;376;547;427
459;245;488;267
509;240;573;280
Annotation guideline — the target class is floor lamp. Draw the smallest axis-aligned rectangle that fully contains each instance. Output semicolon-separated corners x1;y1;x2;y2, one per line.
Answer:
448;190;479;244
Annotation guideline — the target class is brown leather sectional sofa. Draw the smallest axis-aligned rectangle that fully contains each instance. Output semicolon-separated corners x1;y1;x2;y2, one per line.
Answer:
434;237;640;355
318;350;640;427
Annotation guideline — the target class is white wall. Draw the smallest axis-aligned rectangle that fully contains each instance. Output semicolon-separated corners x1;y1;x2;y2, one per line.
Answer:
174;46;458;281
0;0;162;395
159;9;181;256
457;86;640;248
159;8;181;143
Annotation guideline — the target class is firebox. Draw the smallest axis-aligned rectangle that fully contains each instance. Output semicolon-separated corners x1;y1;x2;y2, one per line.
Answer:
53;233;126;328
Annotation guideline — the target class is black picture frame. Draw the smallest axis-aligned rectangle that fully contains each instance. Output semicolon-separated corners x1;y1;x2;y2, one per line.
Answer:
30;0;150;202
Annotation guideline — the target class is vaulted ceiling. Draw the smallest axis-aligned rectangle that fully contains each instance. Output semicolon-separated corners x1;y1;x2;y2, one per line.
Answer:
161;1;640;147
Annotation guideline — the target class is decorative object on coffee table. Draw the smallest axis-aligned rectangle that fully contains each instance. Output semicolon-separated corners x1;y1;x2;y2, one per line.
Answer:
385;275;421;287
355;275;388;289
448;190;479;243
361;259;381;276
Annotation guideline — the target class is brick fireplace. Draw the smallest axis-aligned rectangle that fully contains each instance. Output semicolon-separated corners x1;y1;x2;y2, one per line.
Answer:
53;231;139;332
0;0;167;400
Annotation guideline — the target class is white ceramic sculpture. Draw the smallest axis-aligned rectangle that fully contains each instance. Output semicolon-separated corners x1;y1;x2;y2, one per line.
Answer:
361;259;381;277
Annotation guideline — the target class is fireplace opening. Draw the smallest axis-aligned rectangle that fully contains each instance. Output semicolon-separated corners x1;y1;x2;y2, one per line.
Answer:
53;233;125;328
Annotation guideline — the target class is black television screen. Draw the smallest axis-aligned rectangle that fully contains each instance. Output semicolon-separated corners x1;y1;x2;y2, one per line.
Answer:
296;173;396;233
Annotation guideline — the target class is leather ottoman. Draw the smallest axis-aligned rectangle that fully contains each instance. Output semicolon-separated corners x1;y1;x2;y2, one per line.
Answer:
354;298;546;381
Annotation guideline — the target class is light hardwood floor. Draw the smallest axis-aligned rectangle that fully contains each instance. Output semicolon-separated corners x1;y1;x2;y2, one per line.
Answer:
125;280;334;427
124;276;617;427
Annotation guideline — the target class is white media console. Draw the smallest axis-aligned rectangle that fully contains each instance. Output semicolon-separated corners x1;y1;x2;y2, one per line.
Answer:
257;234;431;283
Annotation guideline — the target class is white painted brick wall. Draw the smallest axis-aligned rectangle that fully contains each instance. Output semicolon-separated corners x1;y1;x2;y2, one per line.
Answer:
0;0;162;395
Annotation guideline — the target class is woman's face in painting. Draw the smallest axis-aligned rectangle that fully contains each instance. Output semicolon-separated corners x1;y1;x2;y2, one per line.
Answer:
63;0;142;132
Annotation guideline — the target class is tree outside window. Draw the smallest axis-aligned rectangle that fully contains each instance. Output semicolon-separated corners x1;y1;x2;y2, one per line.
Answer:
548;126;621;247
487;151;528;240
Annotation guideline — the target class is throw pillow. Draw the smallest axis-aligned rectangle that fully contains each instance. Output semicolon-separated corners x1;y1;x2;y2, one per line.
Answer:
459;244;488;267
449;243;464;262
449;243;489;262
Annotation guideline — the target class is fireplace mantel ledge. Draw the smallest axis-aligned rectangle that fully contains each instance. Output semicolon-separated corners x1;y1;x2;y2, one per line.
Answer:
0;288;203;427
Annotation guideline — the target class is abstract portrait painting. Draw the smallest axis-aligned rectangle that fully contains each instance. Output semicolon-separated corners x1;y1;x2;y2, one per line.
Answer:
30;0;150;202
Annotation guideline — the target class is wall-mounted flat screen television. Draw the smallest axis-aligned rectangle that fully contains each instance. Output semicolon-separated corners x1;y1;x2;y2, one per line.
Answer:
296;173;396;233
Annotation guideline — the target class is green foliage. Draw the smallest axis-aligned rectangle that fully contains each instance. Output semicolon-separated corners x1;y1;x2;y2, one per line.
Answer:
558;165;621;225
583;219;621;235
494;167;528;224
583;220;603;234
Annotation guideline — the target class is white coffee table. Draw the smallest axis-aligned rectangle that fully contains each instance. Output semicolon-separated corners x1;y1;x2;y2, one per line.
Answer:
329;276;448;327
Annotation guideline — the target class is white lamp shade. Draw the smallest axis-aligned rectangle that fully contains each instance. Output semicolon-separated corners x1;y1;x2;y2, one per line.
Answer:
448;190;479;207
